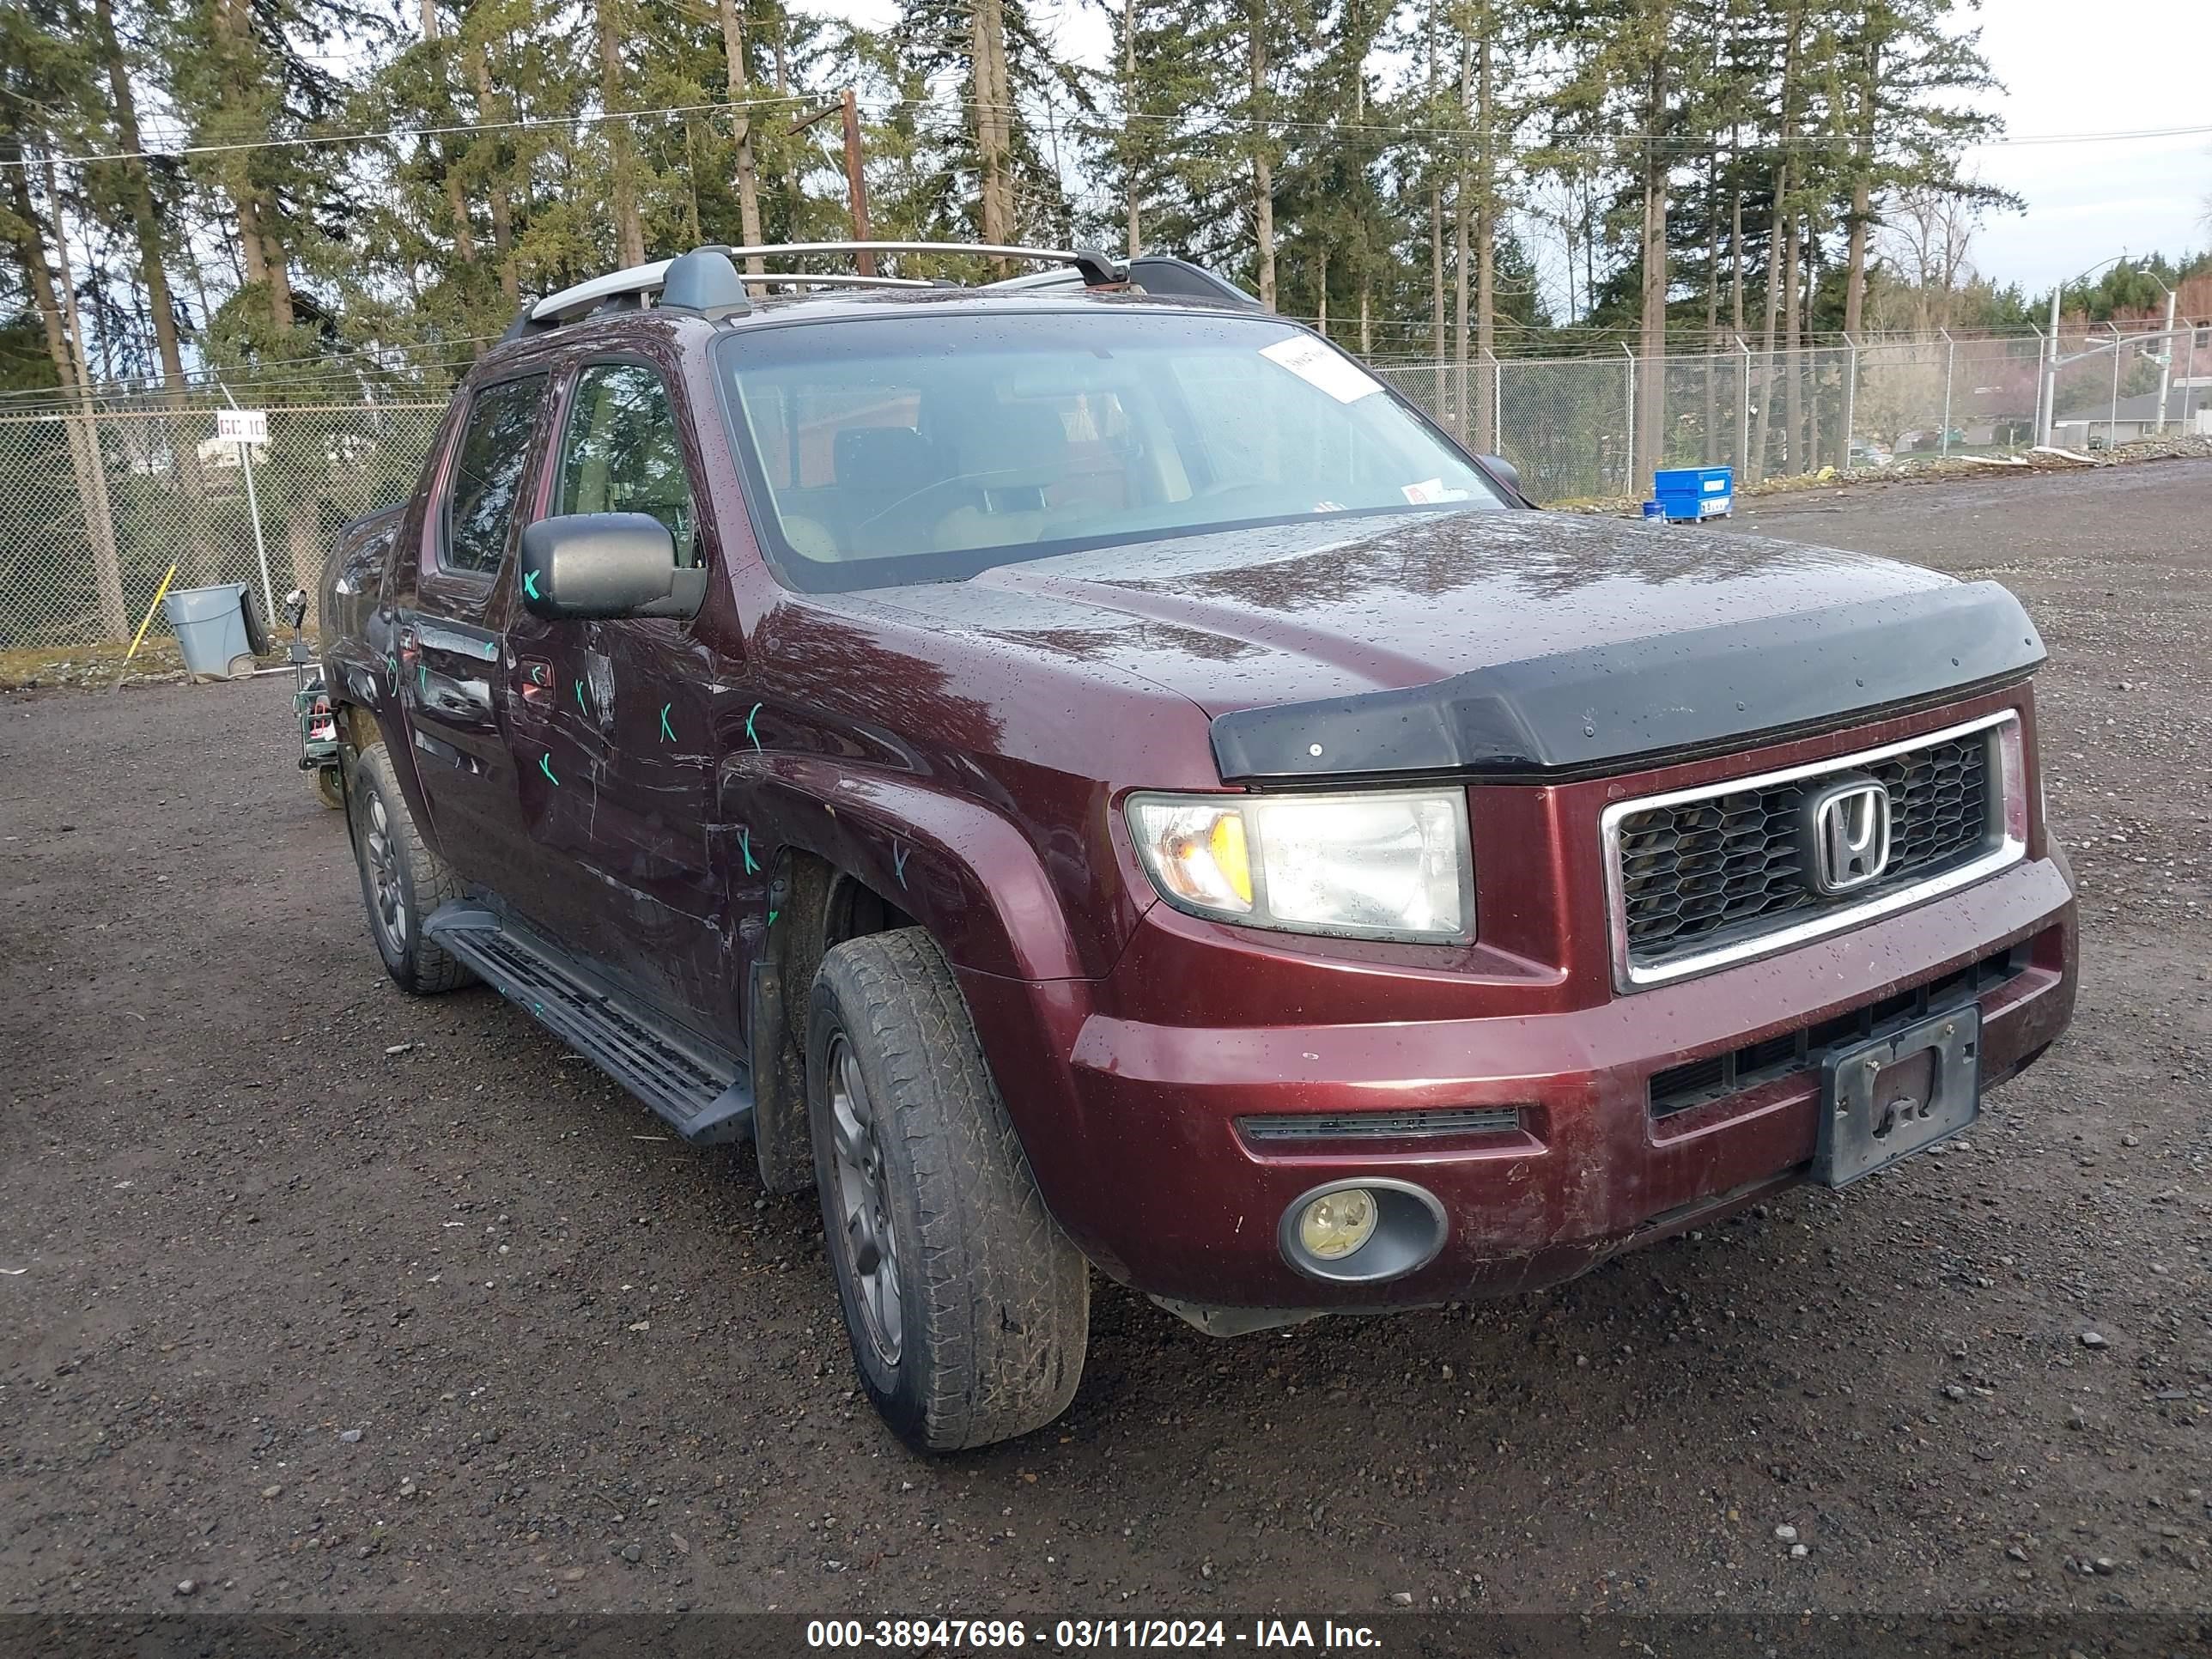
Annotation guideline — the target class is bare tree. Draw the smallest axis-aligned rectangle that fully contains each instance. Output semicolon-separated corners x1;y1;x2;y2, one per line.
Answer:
1879;185;1981;332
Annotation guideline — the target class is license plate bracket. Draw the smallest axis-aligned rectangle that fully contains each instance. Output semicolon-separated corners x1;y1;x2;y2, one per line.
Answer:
1816;1006;1981;1188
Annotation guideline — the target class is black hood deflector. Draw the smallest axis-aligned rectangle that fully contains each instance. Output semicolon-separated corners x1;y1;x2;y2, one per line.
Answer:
1209;580;2043;783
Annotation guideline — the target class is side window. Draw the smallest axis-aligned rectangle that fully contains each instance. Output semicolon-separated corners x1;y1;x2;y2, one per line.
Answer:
555;362;701;564
444;374;547;575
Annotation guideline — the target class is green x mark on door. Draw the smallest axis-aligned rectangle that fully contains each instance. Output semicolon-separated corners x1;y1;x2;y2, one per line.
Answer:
522;569;541;600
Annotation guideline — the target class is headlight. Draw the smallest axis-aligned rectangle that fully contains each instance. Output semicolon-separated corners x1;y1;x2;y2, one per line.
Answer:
1127;789;1473;942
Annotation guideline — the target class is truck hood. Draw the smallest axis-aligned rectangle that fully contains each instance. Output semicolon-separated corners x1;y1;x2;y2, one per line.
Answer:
853;507;2044;778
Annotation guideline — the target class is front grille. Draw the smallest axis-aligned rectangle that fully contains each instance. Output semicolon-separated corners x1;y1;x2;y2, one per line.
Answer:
1613;726;2000;975
1648;946;2024;1119
1237;1106;1523;1144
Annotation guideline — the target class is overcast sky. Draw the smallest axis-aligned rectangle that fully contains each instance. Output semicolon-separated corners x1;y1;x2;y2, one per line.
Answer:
815;0;2209;301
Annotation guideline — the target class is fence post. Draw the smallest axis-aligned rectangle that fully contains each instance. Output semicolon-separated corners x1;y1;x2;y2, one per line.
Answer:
1486;349;1502;455
1736;335;1751;472
1940;330;1954;459
1622;343;1636;499
2186;323;2200;429
1842;333;1859;471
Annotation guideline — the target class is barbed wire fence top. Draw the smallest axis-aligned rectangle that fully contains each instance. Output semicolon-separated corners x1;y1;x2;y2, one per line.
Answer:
3;321;2203;652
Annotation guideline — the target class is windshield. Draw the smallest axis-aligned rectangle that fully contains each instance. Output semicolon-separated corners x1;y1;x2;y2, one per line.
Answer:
715;307;1509;591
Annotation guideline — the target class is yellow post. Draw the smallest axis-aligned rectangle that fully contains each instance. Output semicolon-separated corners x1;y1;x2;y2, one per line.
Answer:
114;562;179;688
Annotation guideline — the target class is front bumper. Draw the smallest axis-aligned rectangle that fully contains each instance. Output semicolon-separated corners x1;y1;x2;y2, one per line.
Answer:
961;849;2076;1314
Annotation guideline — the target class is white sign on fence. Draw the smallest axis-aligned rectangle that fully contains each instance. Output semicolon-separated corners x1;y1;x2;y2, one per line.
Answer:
215;408;269;446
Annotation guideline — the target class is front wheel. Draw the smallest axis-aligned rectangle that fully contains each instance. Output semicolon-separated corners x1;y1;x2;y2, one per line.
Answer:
807;928;1089;1452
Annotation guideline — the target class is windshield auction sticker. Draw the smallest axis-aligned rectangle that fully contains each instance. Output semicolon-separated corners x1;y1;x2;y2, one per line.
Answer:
1259;335;1385;404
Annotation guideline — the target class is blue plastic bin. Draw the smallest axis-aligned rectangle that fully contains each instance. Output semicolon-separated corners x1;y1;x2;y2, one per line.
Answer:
1653;465;1734;522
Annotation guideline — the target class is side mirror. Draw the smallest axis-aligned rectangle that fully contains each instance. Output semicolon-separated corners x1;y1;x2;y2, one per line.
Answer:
1478;453;1523;495
519;513;707;621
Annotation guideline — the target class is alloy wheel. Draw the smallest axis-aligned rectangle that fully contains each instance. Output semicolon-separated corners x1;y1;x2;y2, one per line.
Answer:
364;793;408;956
826;1031;902;1367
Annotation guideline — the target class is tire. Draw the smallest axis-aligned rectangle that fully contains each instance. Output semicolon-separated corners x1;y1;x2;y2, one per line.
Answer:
807;928;1089;1452
240;586;270;658
314;766;345;811
349;742;473;994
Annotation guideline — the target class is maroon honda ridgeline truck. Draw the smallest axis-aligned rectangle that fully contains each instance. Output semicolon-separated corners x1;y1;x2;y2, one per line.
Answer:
320;243;2076;1451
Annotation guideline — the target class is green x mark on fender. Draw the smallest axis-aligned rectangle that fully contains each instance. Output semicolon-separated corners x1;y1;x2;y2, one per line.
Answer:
522;569;540;600
659;703;674;742
738;827;758;875
744;702;763;751
538;753;558;786
574;680;587;713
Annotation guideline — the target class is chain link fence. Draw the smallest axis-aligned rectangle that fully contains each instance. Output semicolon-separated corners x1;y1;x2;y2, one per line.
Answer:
1379;325;2206;499
3;327;2205;650
0;403;445;652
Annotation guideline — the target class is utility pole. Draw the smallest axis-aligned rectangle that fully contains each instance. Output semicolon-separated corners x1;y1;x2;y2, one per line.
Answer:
1123;0;1139;258
840;88;874;274
788;91;875;275
2043;253;2132;447
2040;283;2061;448
2152;276;2178;434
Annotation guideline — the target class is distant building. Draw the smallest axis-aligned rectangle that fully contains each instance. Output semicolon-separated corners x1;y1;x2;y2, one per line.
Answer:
2051;383;2212;448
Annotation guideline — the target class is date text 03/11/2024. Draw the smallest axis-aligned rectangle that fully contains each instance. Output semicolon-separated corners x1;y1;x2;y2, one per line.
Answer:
804;1619;1384;1650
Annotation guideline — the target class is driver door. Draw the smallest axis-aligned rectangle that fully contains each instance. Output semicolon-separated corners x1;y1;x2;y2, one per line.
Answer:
507;356;738;1031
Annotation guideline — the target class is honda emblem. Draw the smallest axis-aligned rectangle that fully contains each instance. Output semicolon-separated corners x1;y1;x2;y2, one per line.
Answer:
1803;776;1893;896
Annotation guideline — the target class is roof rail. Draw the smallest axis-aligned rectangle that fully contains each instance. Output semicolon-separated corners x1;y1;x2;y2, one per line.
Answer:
733;272;938;289
718;242;1124;286
525;240;1123;326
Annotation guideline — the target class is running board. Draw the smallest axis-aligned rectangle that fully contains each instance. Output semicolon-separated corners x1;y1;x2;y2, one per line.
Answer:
424;904;754;1146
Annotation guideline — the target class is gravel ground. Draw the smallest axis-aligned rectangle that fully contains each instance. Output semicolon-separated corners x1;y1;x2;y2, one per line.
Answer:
2;461;2208;1628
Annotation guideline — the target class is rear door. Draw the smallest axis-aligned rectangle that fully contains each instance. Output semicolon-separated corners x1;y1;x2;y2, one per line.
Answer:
393;368;550;887
508;356;744;1030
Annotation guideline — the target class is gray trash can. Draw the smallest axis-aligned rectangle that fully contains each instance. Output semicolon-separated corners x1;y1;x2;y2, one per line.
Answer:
163;582;258;682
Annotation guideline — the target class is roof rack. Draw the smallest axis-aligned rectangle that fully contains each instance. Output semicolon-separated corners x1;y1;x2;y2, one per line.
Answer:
524;240;1123;329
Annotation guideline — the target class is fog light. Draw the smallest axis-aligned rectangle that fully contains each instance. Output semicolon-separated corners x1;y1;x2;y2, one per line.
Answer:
1297;1188;1377;1260
1279;1179;1447;1284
